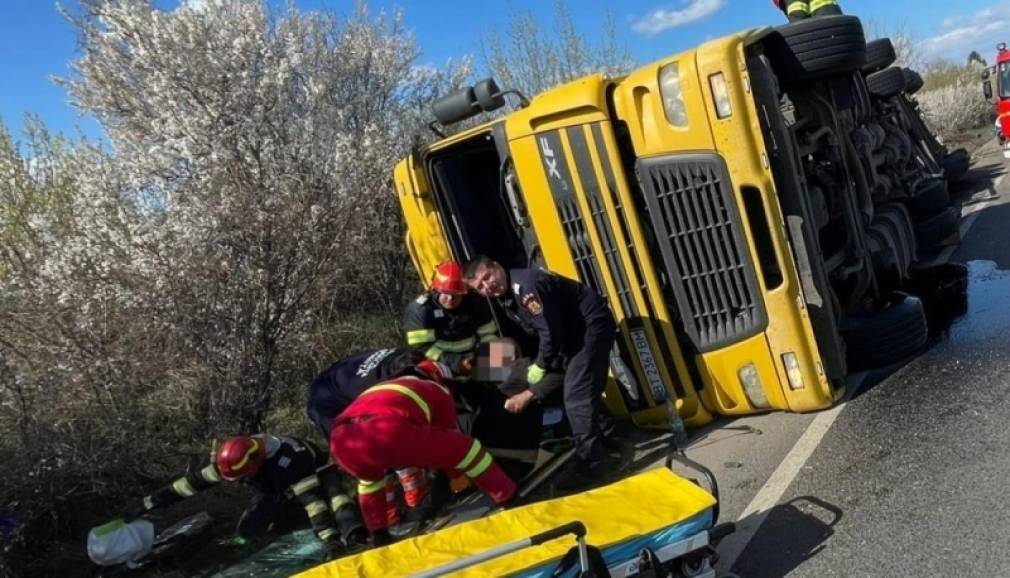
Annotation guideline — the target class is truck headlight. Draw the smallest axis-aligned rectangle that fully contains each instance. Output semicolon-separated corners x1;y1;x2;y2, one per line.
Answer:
709;72;732;119
738;362;769;409
659;62;689;128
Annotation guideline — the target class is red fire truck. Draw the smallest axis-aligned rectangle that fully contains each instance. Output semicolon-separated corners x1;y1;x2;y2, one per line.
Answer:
984;42;1010;157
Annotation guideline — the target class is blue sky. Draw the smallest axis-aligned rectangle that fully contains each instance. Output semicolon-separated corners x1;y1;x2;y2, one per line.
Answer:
2;0;1007;142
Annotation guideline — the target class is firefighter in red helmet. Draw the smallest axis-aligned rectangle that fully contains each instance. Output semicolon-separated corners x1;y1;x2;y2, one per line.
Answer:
403;261;499;376
121;434;366;558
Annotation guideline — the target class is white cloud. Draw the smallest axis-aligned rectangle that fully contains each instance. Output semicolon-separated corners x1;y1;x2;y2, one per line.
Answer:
631;0;727;37
922;4;1010;63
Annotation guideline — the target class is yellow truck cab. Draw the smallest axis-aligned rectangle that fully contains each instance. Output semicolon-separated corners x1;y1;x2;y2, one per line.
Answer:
394;16;927;426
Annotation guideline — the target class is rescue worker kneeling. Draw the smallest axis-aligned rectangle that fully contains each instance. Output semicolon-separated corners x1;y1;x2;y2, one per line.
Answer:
121;434;366;558
329;360;517;546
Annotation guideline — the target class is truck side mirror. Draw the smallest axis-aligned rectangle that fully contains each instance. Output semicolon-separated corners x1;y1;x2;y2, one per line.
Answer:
984;80;993;101
473;78;505;112
432;87;480;126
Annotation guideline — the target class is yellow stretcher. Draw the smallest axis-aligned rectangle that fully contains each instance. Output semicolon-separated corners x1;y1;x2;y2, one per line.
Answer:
296;459;733;578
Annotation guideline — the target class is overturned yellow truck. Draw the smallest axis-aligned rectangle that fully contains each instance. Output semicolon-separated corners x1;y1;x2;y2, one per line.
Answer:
394;16;938;428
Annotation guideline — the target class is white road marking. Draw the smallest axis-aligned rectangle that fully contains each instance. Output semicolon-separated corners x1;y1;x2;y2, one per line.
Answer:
719;164;1007;570
716;380;861;571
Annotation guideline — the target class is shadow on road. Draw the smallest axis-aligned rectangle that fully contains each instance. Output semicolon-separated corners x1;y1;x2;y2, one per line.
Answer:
729;496;843;577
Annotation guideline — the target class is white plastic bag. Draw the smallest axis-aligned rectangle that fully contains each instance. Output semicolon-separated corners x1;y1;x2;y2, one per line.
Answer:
87;518;155;567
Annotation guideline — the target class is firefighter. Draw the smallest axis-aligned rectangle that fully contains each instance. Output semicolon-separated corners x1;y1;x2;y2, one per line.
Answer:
463;256;618;491
404;261;499;376
305;347;431;516
329;360;517;546
773;0;842;21
121;434;366;558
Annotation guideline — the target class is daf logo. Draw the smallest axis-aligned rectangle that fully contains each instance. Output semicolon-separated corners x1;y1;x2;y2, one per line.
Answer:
539;136;562;180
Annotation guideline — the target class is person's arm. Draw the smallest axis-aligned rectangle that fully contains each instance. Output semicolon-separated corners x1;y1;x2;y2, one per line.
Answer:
526;273;566;371
403;299;438;359
123;464;222;520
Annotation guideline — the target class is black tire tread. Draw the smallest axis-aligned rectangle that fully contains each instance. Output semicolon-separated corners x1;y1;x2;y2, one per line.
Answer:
866;66;907;98
842;294;928;370
863;38;897;73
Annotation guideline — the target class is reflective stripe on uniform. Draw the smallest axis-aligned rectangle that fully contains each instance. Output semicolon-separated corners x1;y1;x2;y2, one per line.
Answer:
330;494;352;511
465;453;494;478
434;336;476;353
476;321;497;336
363;384;432;422
200;465;221;484
171;477;196;497
407;328;436;345
304;499;329;518
424;344;444;361
291;475;320;496
785;0;808;13
318;527;338;541
455;440;483;471
808;0;836;11
358;479;385;495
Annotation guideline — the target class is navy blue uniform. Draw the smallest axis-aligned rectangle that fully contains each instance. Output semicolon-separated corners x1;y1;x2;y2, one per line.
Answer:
305;348;418;437
497;268;617;466
403;292;498;376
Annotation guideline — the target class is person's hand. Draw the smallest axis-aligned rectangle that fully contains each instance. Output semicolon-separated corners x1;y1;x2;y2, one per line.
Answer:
526;363;546;385
504;389;535;414
460;355;475;376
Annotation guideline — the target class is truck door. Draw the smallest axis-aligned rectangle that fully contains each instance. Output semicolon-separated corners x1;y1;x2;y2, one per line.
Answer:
393;152;452;281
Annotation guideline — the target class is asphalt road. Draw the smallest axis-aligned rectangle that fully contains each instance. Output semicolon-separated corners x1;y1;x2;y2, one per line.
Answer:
711;140;1010;577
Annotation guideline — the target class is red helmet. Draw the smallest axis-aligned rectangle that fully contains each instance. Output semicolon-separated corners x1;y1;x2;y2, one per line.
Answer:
215;436;266;481
430;261;467;295
416;359;452;384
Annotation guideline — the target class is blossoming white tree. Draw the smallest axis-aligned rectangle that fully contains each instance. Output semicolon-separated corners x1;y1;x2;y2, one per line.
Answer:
0;1;467;568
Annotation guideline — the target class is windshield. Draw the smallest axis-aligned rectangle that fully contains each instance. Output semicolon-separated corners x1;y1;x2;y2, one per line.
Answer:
1000;62;1010;99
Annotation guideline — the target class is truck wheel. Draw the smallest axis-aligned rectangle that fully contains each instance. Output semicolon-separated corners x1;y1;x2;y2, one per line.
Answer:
770;15;867;82
902;68;924;95
902;178;950;219
841;293;928;371
866;67;907;99
915;206;961;250
862;38;896;74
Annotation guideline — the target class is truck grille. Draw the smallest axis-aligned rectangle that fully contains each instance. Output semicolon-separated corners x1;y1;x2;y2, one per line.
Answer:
636;154;766;352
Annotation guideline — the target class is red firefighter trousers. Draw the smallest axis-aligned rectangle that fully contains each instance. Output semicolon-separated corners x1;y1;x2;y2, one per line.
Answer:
330;376;517;532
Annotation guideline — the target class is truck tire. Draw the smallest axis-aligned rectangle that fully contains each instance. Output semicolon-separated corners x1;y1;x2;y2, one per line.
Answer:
915;205;961;250
866;67;907;99
902;178;950;219
902;68;924;94
770;16;867;82
862;38;897;74
841;293;928;371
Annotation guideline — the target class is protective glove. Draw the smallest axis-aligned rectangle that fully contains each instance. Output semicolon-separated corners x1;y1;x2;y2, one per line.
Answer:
526;363;546;385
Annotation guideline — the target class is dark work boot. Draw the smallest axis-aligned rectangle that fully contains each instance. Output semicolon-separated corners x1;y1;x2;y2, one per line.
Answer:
334;505;368;553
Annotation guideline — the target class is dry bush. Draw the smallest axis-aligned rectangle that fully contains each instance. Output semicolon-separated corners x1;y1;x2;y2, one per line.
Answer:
916;64;994;143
